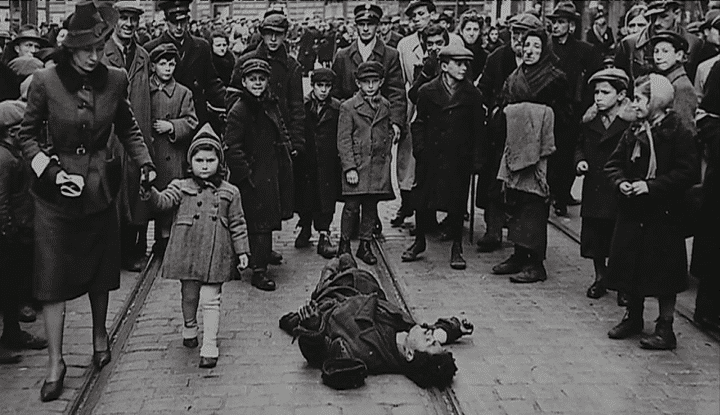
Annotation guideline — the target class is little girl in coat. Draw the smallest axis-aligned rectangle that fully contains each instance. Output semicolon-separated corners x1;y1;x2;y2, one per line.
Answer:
143;125;250;368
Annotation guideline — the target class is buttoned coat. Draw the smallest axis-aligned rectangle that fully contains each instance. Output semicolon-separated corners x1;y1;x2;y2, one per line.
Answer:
331;38;406;127
144;32;226;132
294;94;341;215
411;77;485;214
228;42;305;153
604;111;699;297
225;91;294;234
102;37;154;225
381;31;403;49
148;178;249;283
337;92;394;200
665;65;698;136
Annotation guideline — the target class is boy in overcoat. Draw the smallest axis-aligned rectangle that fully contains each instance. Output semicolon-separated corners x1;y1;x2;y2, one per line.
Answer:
402;44;485;270
294;68;341;259
337;61;394;265
147;43;198;243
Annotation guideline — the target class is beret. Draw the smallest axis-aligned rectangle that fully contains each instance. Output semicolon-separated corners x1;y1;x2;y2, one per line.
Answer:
405;0;436;17
0;100;27;129
354;3;383;23
438;44;474;61
311;68;336;83
510;13;543;31
355;61;384;80
650;30;689;53
149;43;179;62
261;13;289;32
241;58;271;77
114;1;144;15
645;0;682;17
588;68;630;90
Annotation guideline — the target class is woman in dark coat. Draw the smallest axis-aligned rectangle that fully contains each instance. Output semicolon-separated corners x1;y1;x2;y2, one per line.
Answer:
17;2;154;401
604;74;699;350
455;11;487;84
225;59;294;292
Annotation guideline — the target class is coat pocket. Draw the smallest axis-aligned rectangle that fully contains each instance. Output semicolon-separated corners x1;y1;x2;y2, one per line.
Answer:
174;215;194;226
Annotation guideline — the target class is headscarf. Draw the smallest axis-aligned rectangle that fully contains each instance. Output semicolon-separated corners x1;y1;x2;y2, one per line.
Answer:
503;29;565;103
630;74;674;179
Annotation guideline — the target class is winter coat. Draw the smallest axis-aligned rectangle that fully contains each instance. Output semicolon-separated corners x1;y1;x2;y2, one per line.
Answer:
150;77;198;190
148;178;249;283
664;65;698;136
604;111;699;296
575;106;632;219
586;26;615;58
18;62;153;218
144;32;226;132
317;29;337;62
228;42;305;153
331;38;407;128
411;76;485;214
0;137;33;244
0;61;20;102
102;37;154;225
212;52;235;86
294;94;341;214
225;91;294;233
552;36;601;111
337;92;394;200
381;31;403;49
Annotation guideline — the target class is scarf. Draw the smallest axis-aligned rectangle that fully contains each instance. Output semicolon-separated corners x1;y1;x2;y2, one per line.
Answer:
631;120;657;179
503;44;564;104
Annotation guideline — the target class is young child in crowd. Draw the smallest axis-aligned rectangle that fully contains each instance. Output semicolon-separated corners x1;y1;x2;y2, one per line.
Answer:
148;42;199;251
650;30;698;135
293;68;341;259
336;61;395;265
604;74;699;350
142;126;249;368
575;68;632;300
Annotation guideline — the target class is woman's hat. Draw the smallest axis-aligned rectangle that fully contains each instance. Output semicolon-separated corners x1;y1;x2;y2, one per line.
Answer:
9;25;49;48
240;58;271;77
63;1;119;49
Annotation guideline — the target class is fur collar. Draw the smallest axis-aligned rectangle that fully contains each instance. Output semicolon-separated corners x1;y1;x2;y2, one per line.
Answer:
55;60;109;92
582;97;636;124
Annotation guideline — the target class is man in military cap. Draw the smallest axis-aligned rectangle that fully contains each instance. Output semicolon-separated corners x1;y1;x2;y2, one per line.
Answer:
144;0;226;138
380;15;403;48
615;0;703;83
403;43;484;270
102;1;155;271
547;1;602;216
474;13;542;253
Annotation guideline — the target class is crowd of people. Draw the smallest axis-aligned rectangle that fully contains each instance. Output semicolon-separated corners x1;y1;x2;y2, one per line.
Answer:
0;0;718;401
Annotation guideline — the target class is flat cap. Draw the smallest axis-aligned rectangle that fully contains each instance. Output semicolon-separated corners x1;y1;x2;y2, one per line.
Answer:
547;1;580;20
700;10;720;30
260;13;289;32
405;0;436;17
391;16;401;24
149;42;179;62
650;30;689;52
588;68;630;89
510;13;543;31
311;68;336;83
0;100;27;128
355;61;384;80
645;1;682;17
240;58;271;77
158;0;192;15
354;3;383;23
114;1;144;15
438;44;474;61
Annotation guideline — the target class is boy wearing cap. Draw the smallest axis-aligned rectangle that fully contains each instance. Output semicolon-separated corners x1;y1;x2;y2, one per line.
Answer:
294;68;341;259
651;30;698;135
337;61;395;265
402;45;484;270
225;59;295;292
575;68;633;300
148;43;199;245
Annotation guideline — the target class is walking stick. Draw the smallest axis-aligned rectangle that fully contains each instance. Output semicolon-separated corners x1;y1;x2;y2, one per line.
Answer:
469;174;476;244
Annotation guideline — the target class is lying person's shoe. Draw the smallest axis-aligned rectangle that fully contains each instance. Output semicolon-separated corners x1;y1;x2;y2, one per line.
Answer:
199;356;218;368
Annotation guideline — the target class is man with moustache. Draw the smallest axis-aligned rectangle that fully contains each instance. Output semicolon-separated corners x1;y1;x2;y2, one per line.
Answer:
103;1;154;270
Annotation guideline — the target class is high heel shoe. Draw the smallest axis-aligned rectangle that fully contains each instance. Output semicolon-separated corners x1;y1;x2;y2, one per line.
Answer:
40;360;66;402
93;338;111;370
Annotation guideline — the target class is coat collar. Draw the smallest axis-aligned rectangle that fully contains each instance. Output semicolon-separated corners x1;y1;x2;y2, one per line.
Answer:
351;91;389;124
586;113;631;143
422;75;478;109
55;60;109;92
256;41;289;68
104;37;147;78
664;65;687;84
349;38;388;67
150;76;177;97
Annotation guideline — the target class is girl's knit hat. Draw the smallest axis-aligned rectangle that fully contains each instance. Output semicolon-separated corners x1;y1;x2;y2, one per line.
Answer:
645;73;674;113
187;123;224;165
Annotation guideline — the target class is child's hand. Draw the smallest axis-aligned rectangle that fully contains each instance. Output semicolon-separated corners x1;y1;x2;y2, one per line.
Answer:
576;161;588;175
345;169;359;185
153;120;174;135
619;181;633;196
630;181;649;195
237;254;249;270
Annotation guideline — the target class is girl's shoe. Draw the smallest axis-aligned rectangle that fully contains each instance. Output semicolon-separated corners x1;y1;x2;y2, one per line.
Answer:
199;356;217;368
639;317;676;350
183;337;199;348
586;281;607;299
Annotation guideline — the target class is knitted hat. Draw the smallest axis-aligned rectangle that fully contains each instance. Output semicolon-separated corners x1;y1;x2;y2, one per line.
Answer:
641;73;675;113
0;100;27;129
187;123;223;165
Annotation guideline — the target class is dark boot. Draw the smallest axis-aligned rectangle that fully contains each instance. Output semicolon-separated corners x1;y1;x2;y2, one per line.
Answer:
317;232;337;259
476;234;502;252
639;317;676;350
509;261;547;283
617;291;629;307
356;240;377;265
608;304;644;339
401;236;426;262
491;251;528;275
251;270;276;291
294;227;311;248
450;241;466;270
390;210;410;227
337;237;352;257
268;250;283;265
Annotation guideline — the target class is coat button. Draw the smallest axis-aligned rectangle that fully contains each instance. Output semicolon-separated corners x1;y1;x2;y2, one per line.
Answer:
197;201;202;207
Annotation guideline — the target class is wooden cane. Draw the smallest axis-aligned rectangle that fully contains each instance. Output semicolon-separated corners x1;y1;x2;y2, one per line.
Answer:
469;174;476;244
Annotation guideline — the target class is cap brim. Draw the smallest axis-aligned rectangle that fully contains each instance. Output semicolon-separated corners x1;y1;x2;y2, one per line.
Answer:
260;26;286;33
644;8;666;17
10;35;49;47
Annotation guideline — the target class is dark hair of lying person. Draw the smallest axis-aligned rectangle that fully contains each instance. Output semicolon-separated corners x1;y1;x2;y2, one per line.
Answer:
404;349;458;388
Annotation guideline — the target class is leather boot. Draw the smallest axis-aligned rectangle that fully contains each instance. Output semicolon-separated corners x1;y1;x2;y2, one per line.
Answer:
509;261;547;283
401;236;426;262
317;232;337;259
337;237;352;257
476;235;502;252
356;240;377;265
640;317;676;350
251;270;276;291
450;241;466;270
294;227;311;248
491;252;528;275
608;304;644;339
268;250;283;265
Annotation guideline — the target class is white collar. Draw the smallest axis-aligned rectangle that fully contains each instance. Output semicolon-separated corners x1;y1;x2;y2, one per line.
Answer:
357;37;377;62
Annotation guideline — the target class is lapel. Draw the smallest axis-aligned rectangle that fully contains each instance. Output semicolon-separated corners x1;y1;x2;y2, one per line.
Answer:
410;33;424;63
353;93;376;121
424;76;451;109
348;41;363;69
128;45;148;81
602;117;630;144
179;32;199;71
103;39;124;69
665;65;686;84
150;76;177;98
319;98;340;126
